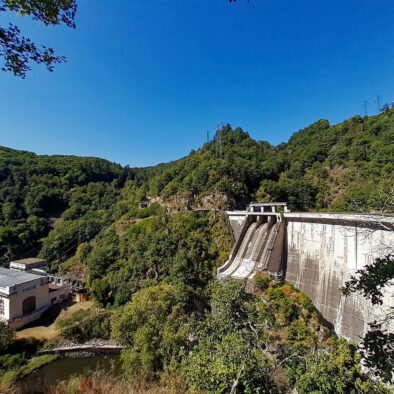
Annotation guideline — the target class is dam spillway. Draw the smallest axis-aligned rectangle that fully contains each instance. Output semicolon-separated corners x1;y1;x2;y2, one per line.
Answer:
218;215;283;280
218;205;394;343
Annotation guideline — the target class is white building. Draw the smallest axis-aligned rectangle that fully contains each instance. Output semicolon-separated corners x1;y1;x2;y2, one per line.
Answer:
9;257;47;273
0;266;68;329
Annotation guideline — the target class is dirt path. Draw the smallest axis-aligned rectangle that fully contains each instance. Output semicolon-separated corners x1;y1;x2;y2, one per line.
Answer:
14;301;93;340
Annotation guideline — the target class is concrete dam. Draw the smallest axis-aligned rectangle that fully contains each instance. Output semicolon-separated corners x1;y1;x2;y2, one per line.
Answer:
218;203;394;342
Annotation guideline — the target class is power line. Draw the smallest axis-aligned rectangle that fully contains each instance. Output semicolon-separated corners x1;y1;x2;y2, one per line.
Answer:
55;224;104;262
16;243;42;260
60;225;103;256
14;224;89;262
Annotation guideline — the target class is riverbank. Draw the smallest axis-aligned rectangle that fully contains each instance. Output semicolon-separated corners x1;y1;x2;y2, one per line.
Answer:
0;354;58;387
39;344;124;355
11;365;179;394
10;354;122;393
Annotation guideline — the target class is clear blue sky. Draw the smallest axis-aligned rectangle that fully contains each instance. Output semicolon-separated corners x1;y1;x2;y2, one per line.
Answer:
1;0;393;167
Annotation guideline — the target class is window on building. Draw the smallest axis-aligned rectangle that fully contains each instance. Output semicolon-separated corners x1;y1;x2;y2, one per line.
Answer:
0;299;4;315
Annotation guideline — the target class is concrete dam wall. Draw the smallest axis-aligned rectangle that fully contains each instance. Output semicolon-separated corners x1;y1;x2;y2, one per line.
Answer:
219;210;394;343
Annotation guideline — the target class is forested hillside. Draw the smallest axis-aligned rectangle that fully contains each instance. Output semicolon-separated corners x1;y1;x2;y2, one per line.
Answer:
0;147;132;263
1;108;393;269
1;109;393;392
133;108;393;212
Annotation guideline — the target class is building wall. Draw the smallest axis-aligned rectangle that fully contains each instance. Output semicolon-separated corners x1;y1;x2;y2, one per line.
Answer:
227;212;248;242
49;286;69;304
8;306;54;329
8;277;49;320
0;294;11;321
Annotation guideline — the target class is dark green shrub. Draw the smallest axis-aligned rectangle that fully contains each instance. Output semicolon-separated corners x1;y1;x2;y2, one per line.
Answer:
267;286;284;302
277;297;299;326
288;320;313;344
56;308;112;342
254;272;271;291
0;321;13;352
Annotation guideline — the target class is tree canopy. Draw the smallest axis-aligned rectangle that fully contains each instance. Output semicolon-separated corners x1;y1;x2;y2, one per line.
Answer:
1;108;393;270
0;0;76;77
0;146;130;263
342;255;394;383
133;109;394;213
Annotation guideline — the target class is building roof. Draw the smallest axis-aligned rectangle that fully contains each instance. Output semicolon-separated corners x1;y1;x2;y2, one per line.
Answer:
0;267;41;288
10;258;46;266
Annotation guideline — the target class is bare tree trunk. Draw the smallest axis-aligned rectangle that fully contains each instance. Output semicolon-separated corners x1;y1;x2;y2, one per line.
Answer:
230;364;245;394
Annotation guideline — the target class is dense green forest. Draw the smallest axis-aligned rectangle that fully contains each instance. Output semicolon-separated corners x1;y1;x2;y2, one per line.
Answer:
0;147;133;263
1;108;393;268
133;109;393;213
1;109;393;392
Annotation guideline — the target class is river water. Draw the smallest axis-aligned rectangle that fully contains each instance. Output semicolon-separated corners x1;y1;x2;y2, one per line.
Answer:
15;354;121;393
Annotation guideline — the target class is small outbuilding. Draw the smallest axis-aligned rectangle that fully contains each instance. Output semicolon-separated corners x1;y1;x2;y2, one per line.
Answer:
74;288;90;303
9;258;47;273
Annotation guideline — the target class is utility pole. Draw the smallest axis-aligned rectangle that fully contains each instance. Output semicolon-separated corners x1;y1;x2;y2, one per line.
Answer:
363;100;369;116
215;122;225;159
216;128;222;159
207;130;210;144
375;95;382;112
